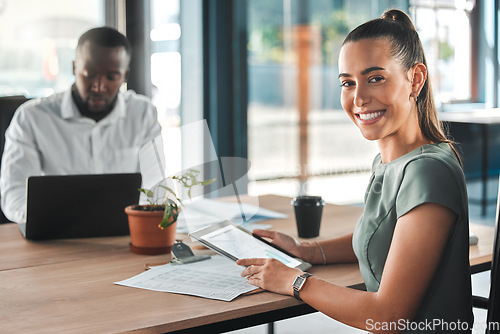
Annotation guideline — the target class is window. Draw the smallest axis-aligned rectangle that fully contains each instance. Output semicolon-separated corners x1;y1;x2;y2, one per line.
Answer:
150;0;181;126
150;0;206;176
410;0;475;106
0;0;105;97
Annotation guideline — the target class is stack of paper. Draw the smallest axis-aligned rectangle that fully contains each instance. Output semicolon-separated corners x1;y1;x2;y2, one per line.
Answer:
114;255;258;302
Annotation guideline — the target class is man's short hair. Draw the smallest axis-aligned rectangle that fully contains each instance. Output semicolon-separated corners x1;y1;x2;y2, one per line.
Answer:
77;26;132;57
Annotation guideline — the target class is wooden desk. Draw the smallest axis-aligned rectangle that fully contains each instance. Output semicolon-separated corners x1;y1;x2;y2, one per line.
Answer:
0;195;494;333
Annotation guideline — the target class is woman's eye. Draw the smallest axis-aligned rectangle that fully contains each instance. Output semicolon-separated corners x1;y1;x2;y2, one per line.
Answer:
340;81;355;88
368;76;384;84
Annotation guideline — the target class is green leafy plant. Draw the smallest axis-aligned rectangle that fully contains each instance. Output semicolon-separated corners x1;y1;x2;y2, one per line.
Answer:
138;169;215;229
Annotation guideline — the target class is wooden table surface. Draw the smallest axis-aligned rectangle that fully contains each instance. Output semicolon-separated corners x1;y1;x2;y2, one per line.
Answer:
0;195;494;333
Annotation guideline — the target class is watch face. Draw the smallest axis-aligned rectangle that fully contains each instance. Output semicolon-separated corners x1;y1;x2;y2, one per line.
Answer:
292;276;306;289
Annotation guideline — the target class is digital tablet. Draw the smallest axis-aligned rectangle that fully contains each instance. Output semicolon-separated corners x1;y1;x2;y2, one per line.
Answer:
189;220;312;271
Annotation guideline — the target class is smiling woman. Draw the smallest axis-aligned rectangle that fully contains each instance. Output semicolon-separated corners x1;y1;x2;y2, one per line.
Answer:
338;38;429;158
237;9;473;334
339;10;461;164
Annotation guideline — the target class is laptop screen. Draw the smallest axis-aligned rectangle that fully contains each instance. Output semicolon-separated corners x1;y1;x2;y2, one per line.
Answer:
23;173;141;240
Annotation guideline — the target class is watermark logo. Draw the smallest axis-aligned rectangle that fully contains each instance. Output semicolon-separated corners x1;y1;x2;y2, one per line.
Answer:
138;120;258;233
366;319;500;332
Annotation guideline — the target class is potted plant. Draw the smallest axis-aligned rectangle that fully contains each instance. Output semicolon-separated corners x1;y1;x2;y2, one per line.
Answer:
125;169;214;255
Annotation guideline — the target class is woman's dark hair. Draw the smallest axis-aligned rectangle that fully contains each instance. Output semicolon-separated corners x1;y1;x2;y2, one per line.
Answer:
342;9;461;163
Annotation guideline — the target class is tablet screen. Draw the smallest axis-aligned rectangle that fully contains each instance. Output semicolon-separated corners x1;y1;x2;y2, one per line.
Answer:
189;220;311;271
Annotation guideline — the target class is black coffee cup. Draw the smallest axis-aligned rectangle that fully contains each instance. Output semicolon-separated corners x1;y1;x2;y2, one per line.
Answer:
291;196;325;238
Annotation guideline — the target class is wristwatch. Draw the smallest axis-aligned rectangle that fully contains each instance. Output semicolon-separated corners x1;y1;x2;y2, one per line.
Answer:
292;273;312;300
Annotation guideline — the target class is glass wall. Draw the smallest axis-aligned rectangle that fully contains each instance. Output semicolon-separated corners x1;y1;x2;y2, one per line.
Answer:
150;0;205;176
0;0;105;97
150;0;181;127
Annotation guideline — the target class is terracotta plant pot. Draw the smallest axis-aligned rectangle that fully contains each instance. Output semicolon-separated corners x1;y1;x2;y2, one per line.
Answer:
125;205;177;255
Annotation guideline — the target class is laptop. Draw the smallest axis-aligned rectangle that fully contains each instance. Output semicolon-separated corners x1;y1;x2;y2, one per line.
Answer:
19;173;142;240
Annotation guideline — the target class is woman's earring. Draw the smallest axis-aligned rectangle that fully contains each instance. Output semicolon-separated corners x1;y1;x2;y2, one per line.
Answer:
410;92;418;103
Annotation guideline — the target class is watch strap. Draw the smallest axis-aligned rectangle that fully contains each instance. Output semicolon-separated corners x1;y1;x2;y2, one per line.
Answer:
292;273;312;300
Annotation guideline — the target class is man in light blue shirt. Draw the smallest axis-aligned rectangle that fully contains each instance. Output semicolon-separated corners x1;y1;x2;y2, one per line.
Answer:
0;27;161;223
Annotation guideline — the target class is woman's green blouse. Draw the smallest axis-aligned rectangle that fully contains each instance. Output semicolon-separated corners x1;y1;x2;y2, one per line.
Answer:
352;143;473;333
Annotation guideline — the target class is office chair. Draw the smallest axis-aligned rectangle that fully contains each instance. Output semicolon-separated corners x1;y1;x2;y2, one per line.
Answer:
0;95;29;223
472;175;500;333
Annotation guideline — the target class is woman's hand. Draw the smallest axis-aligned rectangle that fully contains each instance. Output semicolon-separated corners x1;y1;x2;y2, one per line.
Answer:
237;258;303;296
253;229;309;259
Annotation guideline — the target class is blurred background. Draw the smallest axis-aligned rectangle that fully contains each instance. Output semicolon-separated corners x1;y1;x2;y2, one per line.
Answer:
0;0;485;207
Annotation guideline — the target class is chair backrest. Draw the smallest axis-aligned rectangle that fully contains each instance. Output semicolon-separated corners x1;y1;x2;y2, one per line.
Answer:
0;95;29;159
486;176;500;333
0;95;29;223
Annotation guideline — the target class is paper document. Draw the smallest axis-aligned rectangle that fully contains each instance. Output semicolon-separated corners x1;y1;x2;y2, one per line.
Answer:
114;255;258;302
176;199;286;233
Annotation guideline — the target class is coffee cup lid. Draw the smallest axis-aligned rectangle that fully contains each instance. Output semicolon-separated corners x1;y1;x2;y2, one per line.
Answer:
291;196;325;206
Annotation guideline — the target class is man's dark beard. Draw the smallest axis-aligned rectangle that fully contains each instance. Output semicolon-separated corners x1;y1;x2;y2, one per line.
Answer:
71;84;117;122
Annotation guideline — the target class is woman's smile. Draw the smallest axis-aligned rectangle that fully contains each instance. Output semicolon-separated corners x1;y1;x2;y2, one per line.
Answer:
355;110;386;124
